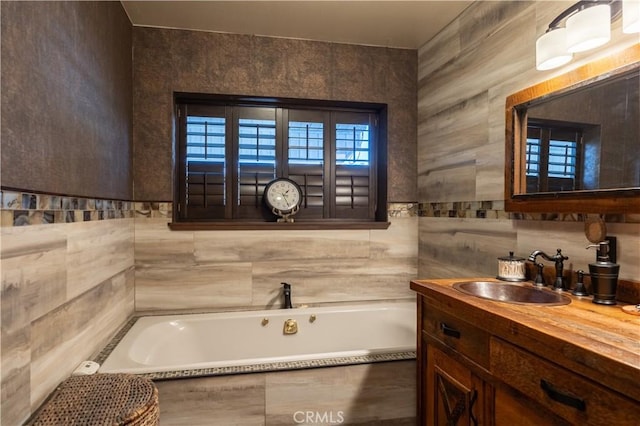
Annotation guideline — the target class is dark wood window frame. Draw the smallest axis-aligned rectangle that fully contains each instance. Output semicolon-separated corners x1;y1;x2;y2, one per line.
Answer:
170;93;389;230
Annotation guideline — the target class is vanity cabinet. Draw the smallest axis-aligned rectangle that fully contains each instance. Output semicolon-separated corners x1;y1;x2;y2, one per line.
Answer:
412;278;640;426
420;303;493;425
490;337;638;425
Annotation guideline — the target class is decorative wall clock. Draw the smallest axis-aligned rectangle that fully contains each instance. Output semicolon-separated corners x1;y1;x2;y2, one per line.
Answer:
263;178;303;222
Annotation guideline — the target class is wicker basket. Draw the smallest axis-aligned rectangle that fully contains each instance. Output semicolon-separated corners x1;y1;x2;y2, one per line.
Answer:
30;373;159;426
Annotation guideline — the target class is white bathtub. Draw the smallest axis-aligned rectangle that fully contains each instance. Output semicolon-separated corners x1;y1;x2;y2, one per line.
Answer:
99;301;416;375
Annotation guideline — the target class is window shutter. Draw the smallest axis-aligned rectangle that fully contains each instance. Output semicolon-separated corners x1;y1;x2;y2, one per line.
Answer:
234;108;276;219
179;105;229;220
175;97;383;224
286;110;329;219
332;113;376;220
526;123;581;193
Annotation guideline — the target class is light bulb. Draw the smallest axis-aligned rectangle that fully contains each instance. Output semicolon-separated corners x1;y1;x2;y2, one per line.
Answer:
623;0;640;33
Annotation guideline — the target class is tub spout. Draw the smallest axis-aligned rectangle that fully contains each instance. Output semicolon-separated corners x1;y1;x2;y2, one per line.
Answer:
282;282;293;309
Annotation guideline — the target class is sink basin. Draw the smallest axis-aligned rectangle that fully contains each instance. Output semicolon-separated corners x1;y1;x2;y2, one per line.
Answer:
453;281;571;305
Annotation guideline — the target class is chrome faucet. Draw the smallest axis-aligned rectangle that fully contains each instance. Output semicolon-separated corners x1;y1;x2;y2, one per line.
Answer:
528;249;569;291
282;282;293;309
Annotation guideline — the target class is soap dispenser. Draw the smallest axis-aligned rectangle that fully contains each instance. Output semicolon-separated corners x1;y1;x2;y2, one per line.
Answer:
586;241;620;305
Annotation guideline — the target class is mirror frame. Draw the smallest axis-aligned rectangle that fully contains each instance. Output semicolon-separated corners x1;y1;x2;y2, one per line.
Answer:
505;44;640;214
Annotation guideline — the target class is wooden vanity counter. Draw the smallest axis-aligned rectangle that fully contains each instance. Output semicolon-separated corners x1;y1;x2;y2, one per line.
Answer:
411;277;640;424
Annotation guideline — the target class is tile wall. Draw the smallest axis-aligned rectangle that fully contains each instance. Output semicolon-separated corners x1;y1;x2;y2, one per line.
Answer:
0;193;418;421
0;193;418;424
134;203;419;312
1;2;134;422
155;360;416;425
416;1;640;283
0;212;135;425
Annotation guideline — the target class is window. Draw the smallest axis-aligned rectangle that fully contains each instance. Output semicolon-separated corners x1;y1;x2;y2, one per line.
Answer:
526;122;582;193
174;96;385;225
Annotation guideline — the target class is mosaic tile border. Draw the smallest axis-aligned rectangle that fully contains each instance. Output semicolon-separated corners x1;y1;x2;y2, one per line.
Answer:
94;316;139;365
10;191;635;226
418;201;640;224
137;352;417;381
94;315;415;381
0;189;136;227
134;202;416;219
0;192;416;227
133;202;172;219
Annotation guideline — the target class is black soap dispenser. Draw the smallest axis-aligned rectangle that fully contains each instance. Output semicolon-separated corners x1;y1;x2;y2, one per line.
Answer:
586;241;620;305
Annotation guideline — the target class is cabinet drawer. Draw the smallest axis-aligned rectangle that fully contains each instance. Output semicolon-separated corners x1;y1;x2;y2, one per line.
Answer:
422;300;490;368
491;337;639;425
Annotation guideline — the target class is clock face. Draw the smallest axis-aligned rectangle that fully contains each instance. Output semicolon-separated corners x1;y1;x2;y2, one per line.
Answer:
264;178;303;213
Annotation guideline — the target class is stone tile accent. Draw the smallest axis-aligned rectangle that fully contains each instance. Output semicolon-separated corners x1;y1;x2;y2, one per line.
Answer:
418;201;639;223
0;190;135;227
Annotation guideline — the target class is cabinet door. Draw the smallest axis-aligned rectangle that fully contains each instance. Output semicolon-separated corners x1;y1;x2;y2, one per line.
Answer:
425;344;487;426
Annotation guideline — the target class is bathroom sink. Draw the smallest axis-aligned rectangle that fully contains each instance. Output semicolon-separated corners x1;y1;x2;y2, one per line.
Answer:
453;281;571;306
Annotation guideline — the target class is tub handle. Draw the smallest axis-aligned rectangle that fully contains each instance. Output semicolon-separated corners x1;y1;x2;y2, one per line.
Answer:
440;322;461;339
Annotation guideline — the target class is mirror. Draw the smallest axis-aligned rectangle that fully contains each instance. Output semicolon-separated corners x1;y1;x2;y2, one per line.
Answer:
505;45;640;213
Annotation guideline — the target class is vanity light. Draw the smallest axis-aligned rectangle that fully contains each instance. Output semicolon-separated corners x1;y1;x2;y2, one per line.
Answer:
566;4;611;52
623;0;640;33
536;0;635;71
536;28;573;71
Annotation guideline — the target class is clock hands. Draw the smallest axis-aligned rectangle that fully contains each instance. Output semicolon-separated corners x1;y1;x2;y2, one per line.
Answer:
279;189;292;207
280;192;290;207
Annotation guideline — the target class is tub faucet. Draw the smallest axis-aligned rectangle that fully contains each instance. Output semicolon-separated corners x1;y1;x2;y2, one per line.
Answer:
282;282;293;309
528;249;569;291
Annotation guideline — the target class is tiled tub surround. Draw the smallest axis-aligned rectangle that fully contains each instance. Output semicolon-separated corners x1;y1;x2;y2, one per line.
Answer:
94;307;416;424
97;301;415;376
134;204;419;312
0;218;135;426
154;360;416;425
92;271;417;425
0;196;418;424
